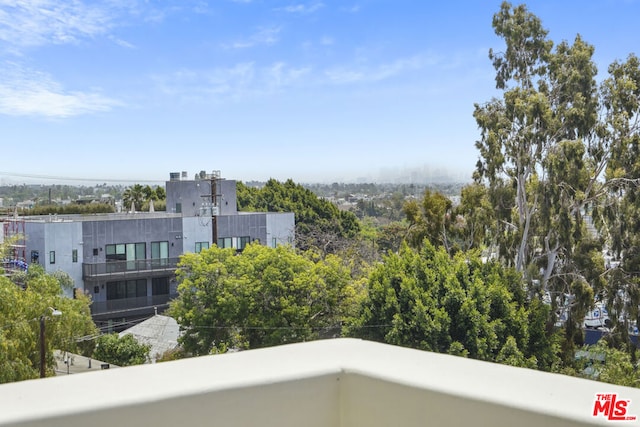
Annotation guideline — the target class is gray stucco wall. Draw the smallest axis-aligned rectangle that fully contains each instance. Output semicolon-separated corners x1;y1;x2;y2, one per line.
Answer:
81;216;184;263
266;213;296;248
181;216;213;253
24;220;83;298
216;213;267;244
166;178;237;217
215;212;295;248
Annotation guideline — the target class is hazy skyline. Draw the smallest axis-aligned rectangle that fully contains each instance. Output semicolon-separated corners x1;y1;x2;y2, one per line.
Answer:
1;1;639;184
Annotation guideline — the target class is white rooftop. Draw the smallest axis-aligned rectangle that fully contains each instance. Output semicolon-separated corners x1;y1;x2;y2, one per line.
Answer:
119;314;180;363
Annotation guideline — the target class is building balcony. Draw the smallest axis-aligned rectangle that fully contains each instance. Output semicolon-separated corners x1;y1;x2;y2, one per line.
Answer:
1;338;638;426
90;293;178;316
82;258;180;281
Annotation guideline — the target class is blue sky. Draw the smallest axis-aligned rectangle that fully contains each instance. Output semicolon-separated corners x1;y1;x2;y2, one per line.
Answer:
0;0;639;184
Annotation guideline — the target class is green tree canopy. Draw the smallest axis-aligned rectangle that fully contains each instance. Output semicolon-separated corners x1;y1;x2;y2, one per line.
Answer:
93;333;150;366
347;241;559;370
472;1;640;358
169;243;362;355
237;179;360;253
0;265;97;383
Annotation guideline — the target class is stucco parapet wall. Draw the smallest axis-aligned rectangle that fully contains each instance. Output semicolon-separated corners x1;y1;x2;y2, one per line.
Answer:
0;338;638;426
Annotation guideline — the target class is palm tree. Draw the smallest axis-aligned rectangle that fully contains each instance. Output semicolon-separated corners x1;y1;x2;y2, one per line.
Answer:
122;184;145;212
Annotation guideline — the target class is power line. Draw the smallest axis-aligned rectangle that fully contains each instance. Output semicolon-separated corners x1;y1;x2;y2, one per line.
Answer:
0;171;165;184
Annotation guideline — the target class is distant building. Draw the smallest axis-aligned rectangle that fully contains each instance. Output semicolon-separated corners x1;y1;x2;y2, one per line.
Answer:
1;171;294;325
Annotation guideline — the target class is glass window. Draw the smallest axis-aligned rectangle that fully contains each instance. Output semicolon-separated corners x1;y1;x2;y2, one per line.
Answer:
217;237;232;248
72;249;78;263
135;243;146;260
238;236;251;250
106;244;126;261
195;242;209;253
106;279;147;300
151;241;169;266
152;277;170;295
49;251;55;264
151;241;169;259
106;243;145;262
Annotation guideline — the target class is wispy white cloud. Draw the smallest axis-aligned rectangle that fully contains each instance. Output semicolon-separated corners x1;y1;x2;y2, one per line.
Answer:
223;26;281;49
0;62;119;118
277;2;324;14
320;36;334;46
154;62;311;102
324;54;439;84
153;52;447;102
108;35;135;49
340;5;360;13
0;0;114;48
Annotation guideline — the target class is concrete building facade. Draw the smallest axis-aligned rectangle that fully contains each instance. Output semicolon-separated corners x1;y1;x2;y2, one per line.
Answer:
1;171;294;324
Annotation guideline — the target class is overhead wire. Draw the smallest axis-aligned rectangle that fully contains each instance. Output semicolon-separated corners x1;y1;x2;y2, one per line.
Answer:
0;171;164;184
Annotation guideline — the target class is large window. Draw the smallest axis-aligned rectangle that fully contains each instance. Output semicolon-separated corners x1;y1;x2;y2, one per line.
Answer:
106;243;146;261
106;243;146;270
195;242;209;253
106;279;147;300
151;241;169;266
217;237;232;248
152;277;170;295
238;236;251;250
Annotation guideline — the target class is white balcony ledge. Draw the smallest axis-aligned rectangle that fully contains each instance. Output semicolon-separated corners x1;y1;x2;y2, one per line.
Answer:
0;338;638;426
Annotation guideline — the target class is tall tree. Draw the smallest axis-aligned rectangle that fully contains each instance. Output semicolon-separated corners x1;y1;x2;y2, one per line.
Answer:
347;242;558;370
0;265;97;383
473;2;622;359
122;184;145;211
169;244;362;355
474;2;606;296
597;54;640;355
237;179;360;254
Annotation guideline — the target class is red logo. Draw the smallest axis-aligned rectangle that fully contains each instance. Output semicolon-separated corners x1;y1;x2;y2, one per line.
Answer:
593;394;637;421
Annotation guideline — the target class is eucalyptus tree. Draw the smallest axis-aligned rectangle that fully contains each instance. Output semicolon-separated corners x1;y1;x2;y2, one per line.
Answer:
474;2;609;310
472;3;624;360
596;54;640;354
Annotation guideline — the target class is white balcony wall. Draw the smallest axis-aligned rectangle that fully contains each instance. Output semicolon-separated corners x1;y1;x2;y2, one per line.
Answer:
0;339;638;427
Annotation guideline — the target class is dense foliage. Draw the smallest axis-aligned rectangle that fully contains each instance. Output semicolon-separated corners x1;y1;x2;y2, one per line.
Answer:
237;179;360;252
26;203;115;215
93;334;150;367
168;243;362;355
347;242;558;370
0;265;97;382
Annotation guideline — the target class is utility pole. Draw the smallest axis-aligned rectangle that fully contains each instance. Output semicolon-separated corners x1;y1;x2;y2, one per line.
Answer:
210;171;221;246
39;316;46;378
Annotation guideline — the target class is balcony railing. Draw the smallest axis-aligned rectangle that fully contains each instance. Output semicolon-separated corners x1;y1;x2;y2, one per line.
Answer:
82;258;180;280
90;293;178;315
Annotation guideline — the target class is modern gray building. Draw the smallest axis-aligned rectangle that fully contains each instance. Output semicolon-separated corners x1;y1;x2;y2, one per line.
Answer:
1;171;294;324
